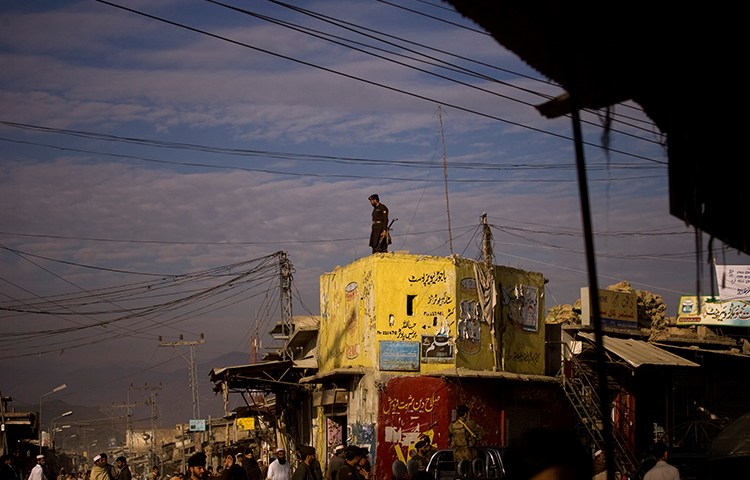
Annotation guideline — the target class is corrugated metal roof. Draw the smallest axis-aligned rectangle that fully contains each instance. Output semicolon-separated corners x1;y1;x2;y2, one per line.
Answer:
578;333;699;368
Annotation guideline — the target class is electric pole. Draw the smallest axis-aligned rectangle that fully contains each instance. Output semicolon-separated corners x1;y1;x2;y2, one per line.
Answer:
111;401;137;452
279;252;294;360
130;383;161;468
159;334;205;419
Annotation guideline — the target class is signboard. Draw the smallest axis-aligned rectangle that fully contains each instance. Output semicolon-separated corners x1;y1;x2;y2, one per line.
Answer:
676;296;750;327
236;417;256;430
189;419;206;432
379;341;420;371
420;335;453;363
715;265;750;300
580;287;638;329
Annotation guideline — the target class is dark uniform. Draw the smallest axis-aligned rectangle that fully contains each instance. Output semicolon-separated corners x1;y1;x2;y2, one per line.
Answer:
369;202;389;253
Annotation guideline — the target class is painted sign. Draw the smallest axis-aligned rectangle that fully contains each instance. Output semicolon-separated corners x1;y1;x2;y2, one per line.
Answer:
236;417;255;430
379;340;420;371
676;296;750;327
580;287;638;329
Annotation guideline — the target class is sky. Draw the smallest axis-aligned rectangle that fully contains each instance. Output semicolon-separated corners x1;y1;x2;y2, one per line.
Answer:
2;0;748;429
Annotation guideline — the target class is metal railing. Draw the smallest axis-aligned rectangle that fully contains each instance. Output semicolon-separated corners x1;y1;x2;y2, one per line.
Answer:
558;343;639;477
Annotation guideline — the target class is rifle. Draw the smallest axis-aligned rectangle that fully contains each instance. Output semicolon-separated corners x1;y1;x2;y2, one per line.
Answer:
379;218;398;248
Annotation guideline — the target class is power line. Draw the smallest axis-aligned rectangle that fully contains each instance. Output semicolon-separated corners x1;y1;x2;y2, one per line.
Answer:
91;0;662;164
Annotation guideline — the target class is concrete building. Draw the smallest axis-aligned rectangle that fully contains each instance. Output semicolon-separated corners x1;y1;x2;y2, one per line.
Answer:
301;252;572;478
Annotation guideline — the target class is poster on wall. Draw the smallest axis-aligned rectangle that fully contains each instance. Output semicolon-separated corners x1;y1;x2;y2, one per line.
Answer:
714;265;750;300
420;335;454;363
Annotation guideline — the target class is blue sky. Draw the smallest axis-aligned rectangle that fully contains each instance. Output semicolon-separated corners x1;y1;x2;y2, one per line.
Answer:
1;0;746;418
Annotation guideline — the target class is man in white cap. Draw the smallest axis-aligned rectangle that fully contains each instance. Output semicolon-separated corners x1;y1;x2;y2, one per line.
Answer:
325;445;345;480
90;454;113;480
266;448;290;480
29;455;46;480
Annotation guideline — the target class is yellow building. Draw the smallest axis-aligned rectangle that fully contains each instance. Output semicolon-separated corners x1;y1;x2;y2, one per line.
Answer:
317;252;547;376
306;252;566;478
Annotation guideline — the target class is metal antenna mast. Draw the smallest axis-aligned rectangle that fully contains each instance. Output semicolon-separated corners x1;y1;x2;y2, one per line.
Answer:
159;334;205;419
438;106;455;255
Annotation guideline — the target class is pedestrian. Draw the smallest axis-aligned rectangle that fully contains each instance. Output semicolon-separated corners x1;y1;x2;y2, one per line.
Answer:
503;427;592;480
448;404;484;463
354;449;369;480
256;462;266;480
591;450;606;480
0;455;20;480
147;467;159;480
89;454;112;480
368;194;390;253
112;457;131;480
266;448;290;480
643;442;680;480
187;452;208;480
324;445;345;480
220;454;247;480
333;447;361;480
406;440;431;477
291;446;316;480
241;450;260;480
29;455;46;480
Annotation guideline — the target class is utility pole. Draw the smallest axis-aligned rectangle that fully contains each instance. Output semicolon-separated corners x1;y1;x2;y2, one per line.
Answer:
481;213;500;371
159;334;205;419
111;401;137;453
130;383;161;468
279;252;294;360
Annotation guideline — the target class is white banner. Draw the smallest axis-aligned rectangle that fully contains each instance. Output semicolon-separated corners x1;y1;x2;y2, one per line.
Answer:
714;265;750;300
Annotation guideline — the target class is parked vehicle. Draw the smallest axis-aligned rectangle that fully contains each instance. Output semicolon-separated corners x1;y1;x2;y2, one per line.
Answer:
425;447;507;480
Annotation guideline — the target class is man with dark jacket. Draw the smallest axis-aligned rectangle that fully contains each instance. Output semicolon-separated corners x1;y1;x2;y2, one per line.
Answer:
241;450;260;480
333;447;362;480
291;446;317;480
112;457;131;480
325;445;345;480
368;194;390;253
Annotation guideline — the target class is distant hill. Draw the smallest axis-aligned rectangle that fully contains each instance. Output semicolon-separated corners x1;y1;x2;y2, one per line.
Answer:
4;350;251;432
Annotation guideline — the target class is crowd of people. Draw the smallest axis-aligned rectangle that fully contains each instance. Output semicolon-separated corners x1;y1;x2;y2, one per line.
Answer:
2;420;681;480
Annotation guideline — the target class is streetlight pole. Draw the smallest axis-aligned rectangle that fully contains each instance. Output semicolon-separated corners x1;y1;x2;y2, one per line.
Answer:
39;384;67;454
50;411;72;449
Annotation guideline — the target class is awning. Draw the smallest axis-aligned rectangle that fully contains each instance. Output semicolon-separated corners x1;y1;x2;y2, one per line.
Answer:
425;367;558;383
209;359;313;390
299;367;367;384
578;333;699;368
655;343;750;360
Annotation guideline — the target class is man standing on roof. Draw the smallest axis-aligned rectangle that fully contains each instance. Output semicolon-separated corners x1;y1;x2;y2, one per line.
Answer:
368;194;390;253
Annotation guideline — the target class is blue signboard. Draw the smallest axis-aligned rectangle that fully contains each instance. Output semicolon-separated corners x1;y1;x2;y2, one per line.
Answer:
189;419;206;431
379;341;420;371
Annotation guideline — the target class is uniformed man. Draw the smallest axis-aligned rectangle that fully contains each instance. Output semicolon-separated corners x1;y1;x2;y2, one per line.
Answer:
448;404;484;462
368;194;390;253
